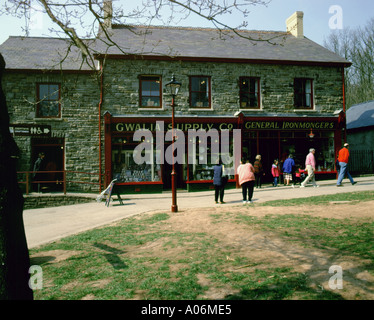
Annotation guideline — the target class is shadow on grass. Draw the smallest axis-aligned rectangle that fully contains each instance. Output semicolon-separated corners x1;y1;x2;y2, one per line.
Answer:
225;274;344;300
93;242;128;270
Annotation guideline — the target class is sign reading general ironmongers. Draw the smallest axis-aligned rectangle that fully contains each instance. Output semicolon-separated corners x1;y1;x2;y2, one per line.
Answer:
244;120;336;130
112;120;336;133
10;124;52;137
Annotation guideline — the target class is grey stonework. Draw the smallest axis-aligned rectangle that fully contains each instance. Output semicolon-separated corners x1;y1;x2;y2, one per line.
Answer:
3;72;102;192
103;59;343;117
2;58;344;193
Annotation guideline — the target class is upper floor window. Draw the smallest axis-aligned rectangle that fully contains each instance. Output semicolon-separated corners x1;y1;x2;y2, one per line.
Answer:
189;76;211;108
239;77;260;109
139;75;162;108
294;78;313;109
36;83;61;118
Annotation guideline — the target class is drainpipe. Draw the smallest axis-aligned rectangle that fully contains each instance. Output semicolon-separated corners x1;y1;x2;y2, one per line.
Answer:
342;67;347;142
98;60;104;192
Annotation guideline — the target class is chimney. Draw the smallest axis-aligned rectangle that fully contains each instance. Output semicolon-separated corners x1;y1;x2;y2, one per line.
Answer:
103;0;113;29
286;11;304;38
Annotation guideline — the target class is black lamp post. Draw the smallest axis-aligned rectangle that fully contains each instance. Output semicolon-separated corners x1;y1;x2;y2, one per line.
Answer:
165;74;181;212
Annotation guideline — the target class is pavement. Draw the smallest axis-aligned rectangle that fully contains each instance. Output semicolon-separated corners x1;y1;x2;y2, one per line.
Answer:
23;175;374;249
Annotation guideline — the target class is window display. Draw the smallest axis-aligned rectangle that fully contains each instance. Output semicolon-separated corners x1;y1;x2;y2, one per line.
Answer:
111;138;162;183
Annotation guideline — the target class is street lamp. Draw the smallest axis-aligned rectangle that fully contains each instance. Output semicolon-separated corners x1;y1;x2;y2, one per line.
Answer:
165;74;181;213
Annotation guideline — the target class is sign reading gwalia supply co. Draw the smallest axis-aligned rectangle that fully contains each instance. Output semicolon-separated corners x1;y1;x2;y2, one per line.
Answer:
112;120;336;133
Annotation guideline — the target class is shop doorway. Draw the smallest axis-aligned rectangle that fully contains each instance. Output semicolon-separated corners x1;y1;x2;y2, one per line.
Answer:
162;163;184;190
259;138;279;183
31;138;64;192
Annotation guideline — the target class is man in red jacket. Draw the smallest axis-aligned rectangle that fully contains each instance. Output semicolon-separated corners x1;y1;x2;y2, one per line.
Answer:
336;143;356;186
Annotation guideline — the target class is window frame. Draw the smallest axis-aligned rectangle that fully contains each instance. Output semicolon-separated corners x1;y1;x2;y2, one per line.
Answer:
36;83;61;118
189;75;211;109
139;75;162;109
239;77;261;109
294;78;314;110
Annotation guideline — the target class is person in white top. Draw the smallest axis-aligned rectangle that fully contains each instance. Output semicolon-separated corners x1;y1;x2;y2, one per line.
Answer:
300;148;319;188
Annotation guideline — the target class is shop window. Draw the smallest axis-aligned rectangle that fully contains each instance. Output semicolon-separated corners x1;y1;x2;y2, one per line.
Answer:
139;76;162;108
189;76;211;108
187;133;237;181
239;77;260;109
36;83;61;118
294;78;313;109
111;136;162;182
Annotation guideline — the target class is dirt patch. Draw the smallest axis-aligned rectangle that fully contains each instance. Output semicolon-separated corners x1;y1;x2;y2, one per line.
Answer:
151;201;374;300
30;250;80;265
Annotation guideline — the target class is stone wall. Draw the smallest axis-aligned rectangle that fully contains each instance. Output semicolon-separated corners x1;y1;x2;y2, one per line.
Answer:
2;58;344;193
2;71;102;192
102;59;344;116
23;194;96;210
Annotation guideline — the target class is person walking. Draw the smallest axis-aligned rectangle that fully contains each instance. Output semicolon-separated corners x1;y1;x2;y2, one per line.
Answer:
336;143;356;187
33;152;45;192
213;159;226;204
300;148;319;188
282;154;295;187
254;155;264;188
271;159;280;187
237;158;256;204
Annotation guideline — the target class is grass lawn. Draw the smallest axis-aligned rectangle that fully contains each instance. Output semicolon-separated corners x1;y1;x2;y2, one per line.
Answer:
30;191;374;300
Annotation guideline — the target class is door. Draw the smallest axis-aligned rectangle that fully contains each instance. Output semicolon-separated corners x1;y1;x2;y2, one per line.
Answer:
31;138;64;192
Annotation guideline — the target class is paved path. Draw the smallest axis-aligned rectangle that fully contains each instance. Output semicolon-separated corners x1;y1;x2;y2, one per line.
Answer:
23;176;374;249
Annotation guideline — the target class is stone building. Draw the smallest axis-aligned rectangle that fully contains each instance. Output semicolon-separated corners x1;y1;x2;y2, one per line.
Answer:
0;10;351;193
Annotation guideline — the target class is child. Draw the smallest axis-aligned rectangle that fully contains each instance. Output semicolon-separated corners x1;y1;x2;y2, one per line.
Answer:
294;165;305;185
271;159;280;187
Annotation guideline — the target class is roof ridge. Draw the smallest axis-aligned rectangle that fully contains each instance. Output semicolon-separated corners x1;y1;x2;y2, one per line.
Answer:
111;23;288;35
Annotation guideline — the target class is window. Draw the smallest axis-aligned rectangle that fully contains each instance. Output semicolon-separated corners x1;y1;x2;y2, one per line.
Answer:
36;83;61;118
139;76;162;108
294;78;313;109
239;77;260;109
190;76;211;108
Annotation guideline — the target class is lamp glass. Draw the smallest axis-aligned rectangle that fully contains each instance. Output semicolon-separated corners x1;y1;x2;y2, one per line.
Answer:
165;75;181;96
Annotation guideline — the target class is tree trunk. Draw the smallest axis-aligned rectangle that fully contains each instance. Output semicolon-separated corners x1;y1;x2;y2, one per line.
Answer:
0;53;33;300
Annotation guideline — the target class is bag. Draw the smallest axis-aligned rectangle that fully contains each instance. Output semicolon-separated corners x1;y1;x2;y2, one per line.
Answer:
221;165;228;185
221;175;228;185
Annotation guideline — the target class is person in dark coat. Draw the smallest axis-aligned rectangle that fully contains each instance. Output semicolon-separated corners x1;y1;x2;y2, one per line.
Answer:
213;159;226;204
33;152;45;192
254;154;264;188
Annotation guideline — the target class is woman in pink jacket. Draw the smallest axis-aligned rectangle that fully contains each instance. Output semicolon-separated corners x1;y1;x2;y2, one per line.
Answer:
237;158;256;204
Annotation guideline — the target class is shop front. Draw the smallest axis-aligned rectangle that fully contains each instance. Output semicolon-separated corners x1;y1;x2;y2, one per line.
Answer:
240;116;343;183
104;112;343;193
104;112;241;193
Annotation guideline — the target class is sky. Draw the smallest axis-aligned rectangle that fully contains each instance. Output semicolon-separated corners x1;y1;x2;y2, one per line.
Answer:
0;0;373;46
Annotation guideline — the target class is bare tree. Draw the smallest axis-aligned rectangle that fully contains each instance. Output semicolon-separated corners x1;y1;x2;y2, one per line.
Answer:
1;0;273;70
324;18;374;108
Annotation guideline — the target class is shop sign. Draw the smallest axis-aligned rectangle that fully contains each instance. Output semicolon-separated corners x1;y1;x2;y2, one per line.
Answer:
112;120;336;133
113;122;235;133
10;124;51;137
244;120;336;130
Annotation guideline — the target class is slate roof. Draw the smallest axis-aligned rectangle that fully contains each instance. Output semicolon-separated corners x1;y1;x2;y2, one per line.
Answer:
94;25;351;66
0;36;94;71
347;100;374;130
0;24;351;71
